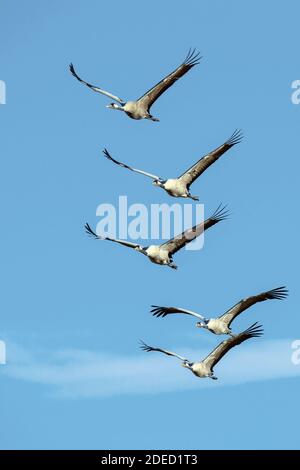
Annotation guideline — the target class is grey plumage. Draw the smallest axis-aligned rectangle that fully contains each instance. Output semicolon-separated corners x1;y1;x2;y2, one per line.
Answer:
70;49;201;121
84;204;228;269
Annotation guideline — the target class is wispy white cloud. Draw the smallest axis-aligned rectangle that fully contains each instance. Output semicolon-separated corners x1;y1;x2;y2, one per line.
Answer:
1;339;300;398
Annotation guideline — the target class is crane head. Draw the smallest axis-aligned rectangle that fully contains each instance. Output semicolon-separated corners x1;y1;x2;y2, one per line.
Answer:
152;180;164;187
106;103;123;110
181;361;192;369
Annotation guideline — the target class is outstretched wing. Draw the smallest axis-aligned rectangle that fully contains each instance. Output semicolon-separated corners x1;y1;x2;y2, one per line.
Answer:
140;340;188;362
178;130;243;188
85;223;140;249
137;49;201;111
69;63;125;104
203;323;263;370
161;204;229;255
219;286;288;327
151;305;206;320
103;149;162;181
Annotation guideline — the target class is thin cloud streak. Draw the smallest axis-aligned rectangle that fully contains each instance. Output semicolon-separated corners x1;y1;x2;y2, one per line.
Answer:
2;339;299;398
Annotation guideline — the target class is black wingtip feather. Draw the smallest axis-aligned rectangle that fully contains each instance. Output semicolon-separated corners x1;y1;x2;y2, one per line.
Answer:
226;129;243;147
150;306;167;318
139;340;152;352
102;148;119;165
103;148;113;160
69;63;77;77
84;222;99;239
210;203;230;223
102;149;131;170
184;48;202;67
266;286;289;300
242;322;264;338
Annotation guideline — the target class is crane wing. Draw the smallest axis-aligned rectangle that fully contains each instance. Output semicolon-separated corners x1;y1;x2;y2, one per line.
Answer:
151;305;205;320
103;149;162;180
70;63;125;104
85;223;140;249
160;204;229;255
137;49;201;111
140;341;188;362
203;323;263;370
218;286;288;327
178;130;243;188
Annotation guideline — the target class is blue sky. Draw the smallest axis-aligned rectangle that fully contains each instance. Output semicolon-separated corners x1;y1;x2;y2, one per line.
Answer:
0;0;299;450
